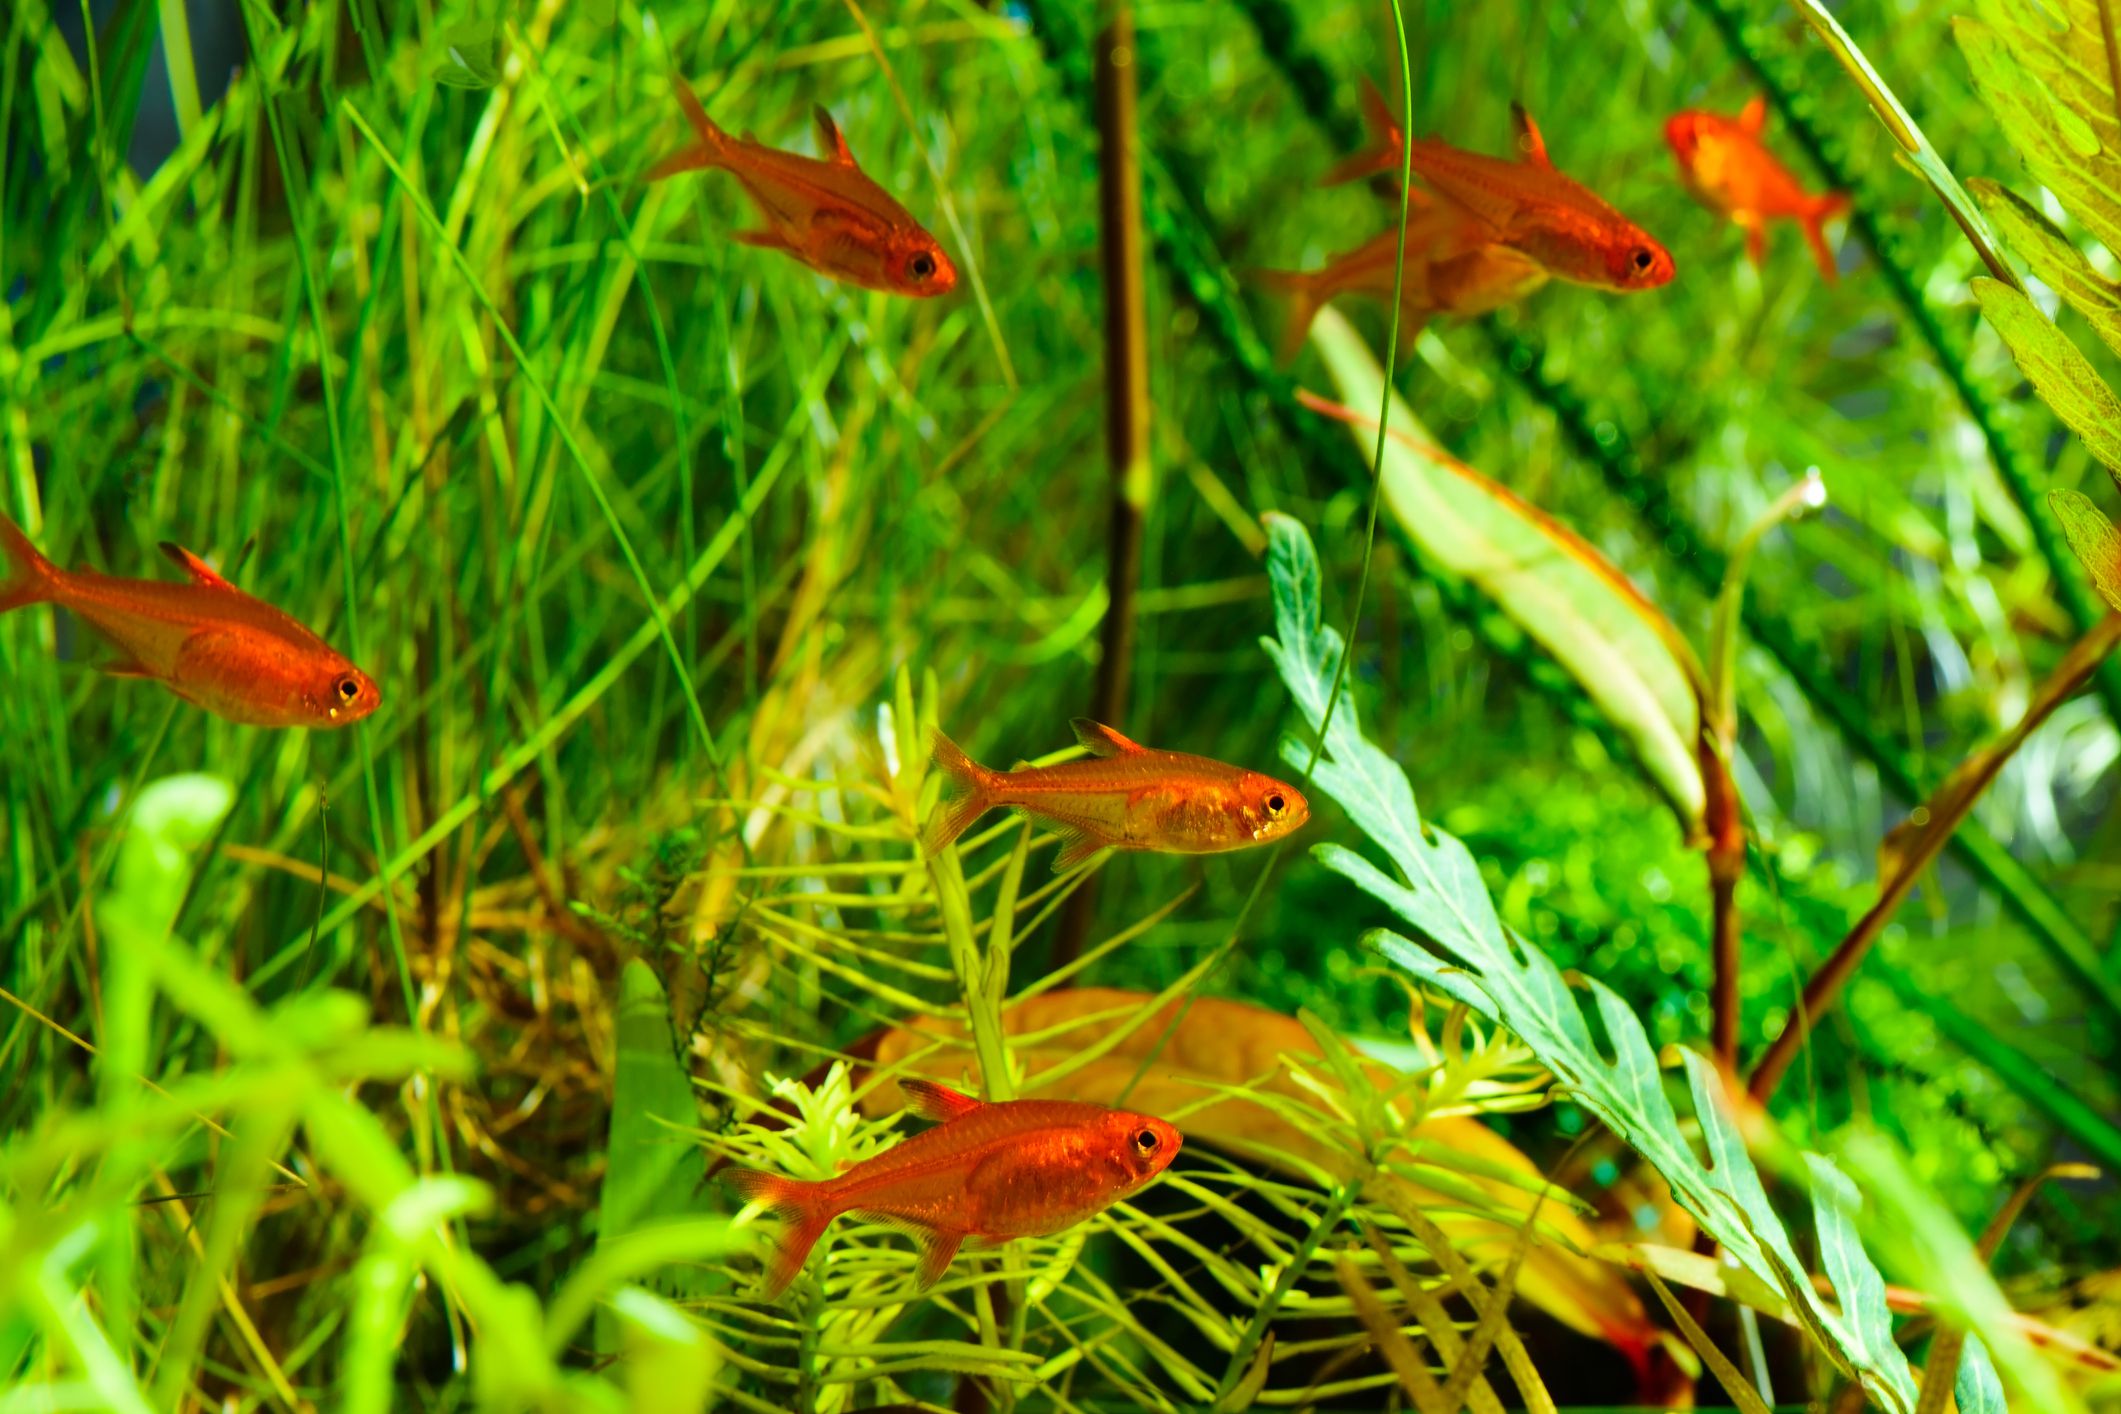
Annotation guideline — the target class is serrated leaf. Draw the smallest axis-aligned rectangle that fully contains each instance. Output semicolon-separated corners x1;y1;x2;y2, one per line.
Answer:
593;961;711;1353
1261;513;1919;1414
2050;487;2121;610
1972;276;2121;474
1973;179;2121;361
1303;308;1709;838
1960;3;2121;259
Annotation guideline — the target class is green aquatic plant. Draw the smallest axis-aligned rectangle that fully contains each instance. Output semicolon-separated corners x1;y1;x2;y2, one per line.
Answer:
1259;511;2049;1412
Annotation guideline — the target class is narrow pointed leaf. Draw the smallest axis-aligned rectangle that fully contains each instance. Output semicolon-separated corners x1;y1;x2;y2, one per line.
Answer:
2050;488;2121;610
1972;277;2121;475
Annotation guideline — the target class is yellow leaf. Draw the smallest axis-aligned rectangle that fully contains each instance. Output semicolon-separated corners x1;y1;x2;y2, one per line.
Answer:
861;987;1659;1372
1959;6;2121;258
1971;179;2121;363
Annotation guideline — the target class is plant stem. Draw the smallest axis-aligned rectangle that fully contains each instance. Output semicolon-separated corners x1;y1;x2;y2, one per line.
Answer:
1055;0;1154;972
1750;613;2121;1102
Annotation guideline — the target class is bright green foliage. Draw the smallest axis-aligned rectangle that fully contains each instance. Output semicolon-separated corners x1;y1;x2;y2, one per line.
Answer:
1262;513;1918;1414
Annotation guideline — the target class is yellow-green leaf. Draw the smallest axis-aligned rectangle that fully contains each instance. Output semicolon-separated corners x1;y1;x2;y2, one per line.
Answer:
1958;6;2121;259
2051;487;2121;610
1972;178;2121;361
1304;307;1709;837
1972;276;2121;475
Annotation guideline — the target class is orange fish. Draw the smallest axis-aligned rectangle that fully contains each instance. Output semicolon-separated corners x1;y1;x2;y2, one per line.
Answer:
0;514;381;728
1665;98;1848;281
729;1079;1181;1298
646;75;957;298
1327;80;1675;293
1254;189;1549;360
925;719;1309;872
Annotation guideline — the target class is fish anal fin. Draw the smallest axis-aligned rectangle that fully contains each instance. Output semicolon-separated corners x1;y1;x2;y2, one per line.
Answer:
1051;828;1111;876
914;1227;964;1288
813;105;857;167
1739;95;1768;135
897;1078;982;1123
1070;718;1144;757
158;542;235;589
1743;219;1767;269
1509;102;1552;167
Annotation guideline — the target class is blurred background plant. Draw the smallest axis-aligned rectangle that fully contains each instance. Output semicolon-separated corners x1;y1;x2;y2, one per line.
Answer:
3;0;2120;1409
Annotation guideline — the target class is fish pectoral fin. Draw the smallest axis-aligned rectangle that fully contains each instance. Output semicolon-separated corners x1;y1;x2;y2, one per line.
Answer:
158;541;236;590
98;654;157;680
812;105;858;168
1050;827;1111;876
1508;102;1553;168
897;1077;983;1124
1739;94;1768;135
732;228;795;252
1069;718;1145;757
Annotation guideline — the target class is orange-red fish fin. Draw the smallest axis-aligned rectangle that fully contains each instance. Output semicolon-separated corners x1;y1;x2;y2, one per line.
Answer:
642;72;730;185
1051;828;1109;875
99;654;156;679
1509;103;1552;167
1319;74;1405;188
897;1078;983;1124
0;512;59;615
1250;267;1324;364
1069;718;1144;757
1738;95;1768;135
1801;194;1849;282
726;1167;832;1301
914;1228;963;1287
924;730;997;856
158;542;235;590
812;106;857;168
732;229;796;252
1743;219;1767;270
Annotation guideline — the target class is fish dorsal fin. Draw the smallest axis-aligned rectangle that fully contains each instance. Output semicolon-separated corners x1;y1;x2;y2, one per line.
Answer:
1509;103;1552;167
813;105;858;167
1070;718;1144;757
158;541;235;590
898;1078;981;1123
1739;95;1768;135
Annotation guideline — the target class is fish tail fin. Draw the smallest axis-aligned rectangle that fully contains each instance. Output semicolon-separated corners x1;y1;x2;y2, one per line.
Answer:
0;513;59;616
1320;76;1403;187
726;1168;833;1301
643;71;732;184
1801;193;1850;283
1250;267;1325;364
923;729;998;856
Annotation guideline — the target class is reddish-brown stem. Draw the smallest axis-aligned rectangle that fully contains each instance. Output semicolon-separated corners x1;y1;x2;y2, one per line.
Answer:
1055;0;1151;970
1750;613;2121;1102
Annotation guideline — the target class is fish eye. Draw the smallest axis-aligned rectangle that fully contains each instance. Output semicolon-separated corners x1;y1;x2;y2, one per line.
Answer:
1630;248;1656;274
1134;1129;1159;1155
1266;794;1286;817
908;251;936;280
336;676;362;703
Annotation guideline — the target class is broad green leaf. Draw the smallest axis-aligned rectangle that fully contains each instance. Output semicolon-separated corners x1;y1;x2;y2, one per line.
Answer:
1260;513;1920;1414
1306;307;1709;838
1958;4;2121;261
593;961;712;1354
433;20;504;89
1972;276;2121;475
1839;1133;2083;1413
1972;179;2121;360
863;986;1657;1361
2050;488;2121;610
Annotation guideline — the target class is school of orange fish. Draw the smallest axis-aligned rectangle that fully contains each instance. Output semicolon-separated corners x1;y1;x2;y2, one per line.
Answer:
0;69;1843;1299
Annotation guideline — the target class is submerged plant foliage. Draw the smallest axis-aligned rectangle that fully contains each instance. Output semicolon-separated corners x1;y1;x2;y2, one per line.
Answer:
3;0;2120;1411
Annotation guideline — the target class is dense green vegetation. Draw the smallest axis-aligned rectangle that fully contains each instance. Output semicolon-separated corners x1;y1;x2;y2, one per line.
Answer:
3;0;2119;1409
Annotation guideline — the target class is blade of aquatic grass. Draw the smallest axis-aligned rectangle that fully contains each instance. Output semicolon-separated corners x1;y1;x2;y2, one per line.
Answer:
340;95;729;774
